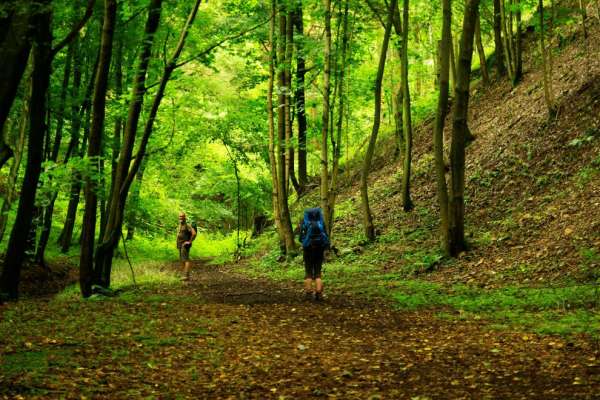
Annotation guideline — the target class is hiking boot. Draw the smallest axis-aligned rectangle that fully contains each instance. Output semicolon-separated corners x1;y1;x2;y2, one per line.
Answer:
314;292;323;302
303;291;314;301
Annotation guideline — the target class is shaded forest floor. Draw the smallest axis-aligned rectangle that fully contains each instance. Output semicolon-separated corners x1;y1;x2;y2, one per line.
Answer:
1;259;599;399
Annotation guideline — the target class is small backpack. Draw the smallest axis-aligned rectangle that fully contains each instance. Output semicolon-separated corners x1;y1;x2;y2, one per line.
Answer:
301;208;330;249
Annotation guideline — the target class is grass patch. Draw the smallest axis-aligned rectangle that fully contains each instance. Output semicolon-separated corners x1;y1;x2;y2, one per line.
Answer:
389;281;599;337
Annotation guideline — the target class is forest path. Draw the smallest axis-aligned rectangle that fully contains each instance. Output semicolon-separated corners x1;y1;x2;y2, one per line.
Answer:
169;258;599;399
1;259;598;399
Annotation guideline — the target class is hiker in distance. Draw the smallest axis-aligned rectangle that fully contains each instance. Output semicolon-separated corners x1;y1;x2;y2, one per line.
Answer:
177;212;196;281
299;207;330;301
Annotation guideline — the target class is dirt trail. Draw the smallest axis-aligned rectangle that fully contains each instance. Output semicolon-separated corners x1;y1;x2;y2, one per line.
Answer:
165;259;599;399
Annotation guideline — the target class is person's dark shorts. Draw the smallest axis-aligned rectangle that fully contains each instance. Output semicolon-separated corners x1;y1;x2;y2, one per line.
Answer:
303;247;324;279
179;244;190;261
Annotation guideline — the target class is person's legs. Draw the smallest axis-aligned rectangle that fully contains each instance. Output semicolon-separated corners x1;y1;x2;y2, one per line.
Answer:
303;248;315;298
180;246;191;280
314;250;324;300
184;261;191;280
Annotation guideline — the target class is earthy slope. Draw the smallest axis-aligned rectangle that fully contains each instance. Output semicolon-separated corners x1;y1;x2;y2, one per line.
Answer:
327;4;600;288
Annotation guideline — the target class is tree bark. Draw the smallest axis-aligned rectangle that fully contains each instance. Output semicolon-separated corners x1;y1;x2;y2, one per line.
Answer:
96;0;203;284
321;0;332;231
513;0;523;84
0;1;52;300
268;0;283;246
400;0;414;212
79;0;117;298
326;0;350;236
276;1;296;254
293;3;308;191
360;0;396;241
538;0;556;117
0;2;33;140
434;0;452;256
35;42;76;265
92;0;163;288
493;0;506;76
475;10;489;85
449;0;480;256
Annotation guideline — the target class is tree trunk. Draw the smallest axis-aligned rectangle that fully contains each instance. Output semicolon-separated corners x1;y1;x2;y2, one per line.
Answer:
0;1;52;300
35;42;76;265
285;10;299;194
500;0;515;81
58;45;97;253
79;0;117;298
475;10;489;85
276;2;296;254
125;159;147;240
513;0;523;84
293;3;308;191
96;0;202;284
326;0;350;236
321;0;332;231
493;0;506;76
449;0;480;256
538;0;556;117
392;11;404;161
360;0;396;241
449;31;457;93
434;0;452;256
268;0;283;246
93;0;163;288
0;3;33;139
400;0;414;212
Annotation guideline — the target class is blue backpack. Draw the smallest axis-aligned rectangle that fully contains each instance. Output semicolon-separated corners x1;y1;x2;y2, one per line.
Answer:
301;208;330;249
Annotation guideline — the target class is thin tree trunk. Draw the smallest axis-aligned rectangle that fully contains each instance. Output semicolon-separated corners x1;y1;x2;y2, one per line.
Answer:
401;0;414;212
327;0;349;236
579;0;588;38
434;0;452;256
500;0;515;81
268;0;283;245
475;10;489;85
293;3;308;191
449;0;480;256
513;0;523;84
35;42;75;265
538;0;556;117
449;31;457;92
0;1;52;300
321;0;332;231
493;0;506;76
276;2;296;254
360;0;396;241
285;10;299;194
392;9;404;161
79;0;117;298
125;159;147;240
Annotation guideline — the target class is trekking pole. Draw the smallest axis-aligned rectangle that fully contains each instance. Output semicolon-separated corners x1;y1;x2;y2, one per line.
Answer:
120;229;138;289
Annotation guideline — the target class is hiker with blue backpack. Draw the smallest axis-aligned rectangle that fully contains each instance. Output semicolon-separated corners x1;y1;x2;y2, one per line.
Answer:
299;208;330;301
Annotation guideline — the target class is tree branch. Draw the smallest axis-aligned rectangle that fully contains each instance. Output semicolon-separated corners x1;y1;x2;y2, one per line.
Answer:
175;18;270;69
51;0;96;58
